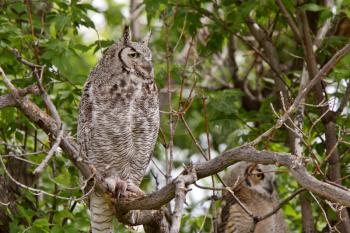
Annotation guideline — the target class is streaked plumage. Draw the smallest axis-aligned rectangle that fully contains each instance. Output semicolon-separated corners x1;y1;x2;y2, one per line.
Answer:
219;162;288;233
77;26;159;233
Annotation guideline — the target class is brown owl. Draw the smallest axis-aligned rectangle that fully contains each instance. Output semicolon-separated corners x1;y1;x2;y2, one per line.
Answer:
77;26;159;233
219;162;289;233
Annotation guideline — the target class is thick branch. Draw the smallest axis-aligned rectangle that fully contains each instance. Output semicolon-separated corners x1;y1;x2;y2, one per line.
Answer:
2;65;350;232
118;146;350;210
2;81;350;210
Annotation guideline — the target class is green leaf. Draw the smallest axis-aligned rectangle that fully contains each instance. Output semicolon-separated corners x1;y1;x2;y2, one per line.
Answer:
301;3;325;12
33;218;50;228
17;204;34;225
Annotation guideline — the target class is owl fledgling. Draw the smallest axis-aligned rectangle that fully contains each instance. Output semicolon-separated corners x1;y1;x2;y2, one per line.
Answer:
77;26;159;233
218;162;289;233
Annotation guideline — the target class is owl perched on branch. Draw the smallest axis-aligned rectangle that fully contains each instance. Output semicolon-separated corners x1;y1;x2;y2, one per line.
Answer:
77;26;159;233
218;162;289;233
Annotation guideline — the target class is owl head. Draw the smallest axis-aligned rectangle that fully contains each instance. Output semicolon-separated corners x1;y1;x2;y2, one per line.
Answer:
117;25;153;78
224;161;277;199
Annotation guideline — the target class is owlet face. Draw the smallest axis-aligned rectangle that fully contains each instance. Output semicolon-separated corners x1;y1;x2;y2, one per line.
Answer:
244;163;276;198
119;26;153;78
225;162;277;199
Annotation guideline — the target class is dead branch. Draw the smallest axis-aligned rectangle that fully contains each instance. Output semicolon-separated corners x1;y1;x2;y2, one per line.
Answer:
169;166;197;233
33;125;64;175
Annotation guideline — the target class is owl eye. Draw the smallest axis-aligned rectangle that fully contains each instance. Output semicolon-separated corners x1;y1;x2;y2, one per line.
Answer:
129;52;139;58
255;173;264;180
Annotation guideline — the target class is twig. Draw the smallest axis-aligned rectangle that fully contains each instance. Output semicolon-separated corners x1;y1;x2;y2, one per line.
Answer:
10;48;41;68
248;43;350;146
202;97;218;233
0;150;95;201
0;67;19;93
335;80;350;117
33;125;64;175
180;114;208;160
315;0;335;48
275;0;302;42
225;187;255;219
164;17;174;187
2;152;39;166
309;191;334;232
169;166;197;233
258;188;305;221
10;48;62;125
194;183;225;191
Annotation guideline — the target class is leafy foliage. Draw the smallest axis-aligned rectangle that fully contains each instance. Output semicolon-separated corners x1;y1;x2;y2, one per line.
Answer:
0;0;349;232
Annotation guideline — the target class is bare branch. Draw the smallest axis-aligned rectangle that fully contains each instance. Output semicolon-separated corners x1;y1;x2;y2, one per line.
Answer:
10;48;62;125
258;188;305;221
117;146;350;211
169;166;197;233
2;76;350;211
33;125;64;175
275;0;302;42
335;81;350;117
0;84;39;108
315;0;335;48
249;43;350;145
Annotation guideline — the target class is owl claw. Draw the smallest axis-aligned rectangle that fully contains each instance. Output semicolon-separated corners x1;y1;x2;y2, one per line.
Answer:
126;183;144;197
113;178;144;201
114;178;128;200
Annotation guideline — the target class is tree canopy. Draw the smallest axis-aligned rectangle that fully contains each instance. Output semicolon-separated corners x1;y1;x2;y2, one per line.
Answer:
0;0;350;232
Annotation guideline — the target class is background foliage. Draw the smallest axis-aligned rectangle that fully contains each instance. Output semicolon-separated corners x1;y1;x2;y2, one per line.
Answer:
0;0;349;232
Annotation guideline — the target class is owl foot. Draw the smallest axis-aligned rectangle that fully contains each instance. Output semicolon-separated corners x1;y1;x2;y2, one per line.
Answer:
114;178;128;200
113;178;144;201
126;183;144;197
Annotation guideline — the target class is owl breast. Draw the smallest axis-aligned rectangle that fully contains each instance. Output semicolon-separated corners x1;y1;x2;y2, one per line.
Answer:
88;72;159;186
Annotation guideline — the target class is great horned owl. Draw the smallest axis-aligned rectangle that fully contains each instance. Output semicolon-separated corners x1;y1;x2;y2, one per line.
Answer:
77;26;159;233
218;162;289;233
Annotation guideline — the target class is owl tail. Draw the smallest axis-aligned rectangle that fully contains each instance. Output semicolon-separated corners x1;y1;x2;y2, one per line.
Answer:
90;191;115;233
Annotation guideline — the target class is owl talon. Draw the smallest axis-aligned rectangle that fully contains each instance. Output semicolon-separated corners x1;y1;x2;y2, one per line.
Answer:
127;183;144;197
112;178;144;201
114;178;128;200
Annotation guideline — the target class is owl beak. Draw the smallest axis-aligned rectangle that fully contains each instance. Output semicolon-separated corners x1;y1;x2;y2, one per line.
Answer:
265;181;274;195
141;60;153;74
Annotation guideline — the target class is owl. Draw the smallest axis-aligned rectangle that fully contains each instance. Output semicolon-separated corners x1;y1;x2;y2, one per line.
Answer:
77;26;159;233
218;162;289;233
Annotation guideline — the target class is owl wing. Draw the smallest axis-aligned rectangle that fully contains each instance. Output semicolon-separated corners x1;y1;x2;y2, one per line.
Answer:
129;94;160;185
77;80;93;160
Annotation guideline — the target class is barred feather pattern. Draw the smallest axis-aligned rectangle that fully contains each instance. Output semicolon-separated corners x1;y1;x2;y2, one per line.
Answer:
78;40;159;233
218;162;289;233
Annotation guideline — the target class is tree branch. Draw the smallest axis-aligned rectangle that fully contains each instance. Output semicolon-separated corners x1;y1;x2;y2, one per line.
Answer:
335;81;350;117
33;125;64;175
169;166;197;233
117;146;350;211
2;66;350;210
249;43;350;145
0;84;39;108
275;0;302;42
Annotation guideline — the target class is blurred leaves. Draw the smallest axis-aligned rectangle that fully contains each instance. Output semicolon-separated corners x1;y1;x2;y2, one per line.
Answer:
0;0;349;232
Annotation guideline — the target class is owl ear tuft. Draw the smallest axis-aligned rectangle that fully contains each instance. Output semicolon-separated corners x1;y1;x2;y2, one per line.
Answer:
245;163;257;176
141;31;152;45
123;25;132;45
